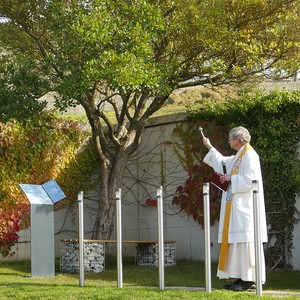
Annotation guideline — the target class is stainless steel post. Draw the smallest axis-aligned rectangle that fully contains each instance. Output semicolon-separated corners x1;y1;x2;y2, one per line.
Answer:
253;180;263;296
203;182;211;292
116;188;123;288
78;191;84;287
157;186;165;290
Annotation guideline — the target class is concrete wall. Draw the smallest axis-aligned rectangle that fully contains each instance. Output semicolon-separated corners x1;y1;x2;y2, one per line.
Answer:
118;113;219;261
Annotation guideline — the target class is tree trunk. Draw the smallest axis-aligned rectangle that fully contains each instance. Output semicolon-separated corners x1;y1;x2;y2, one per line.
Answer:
83;92;167;240
91;150;131;240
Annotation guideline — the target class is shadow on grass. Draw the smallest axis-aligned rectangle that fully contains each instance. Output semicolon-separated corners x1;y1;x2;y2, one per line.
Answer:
1;256;300;292
82;257;223;289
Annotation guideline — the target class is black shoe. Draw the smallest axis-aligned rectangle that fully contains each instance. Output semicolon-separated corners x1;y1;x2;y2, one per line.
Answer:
223;279;242;290
228;280;255;291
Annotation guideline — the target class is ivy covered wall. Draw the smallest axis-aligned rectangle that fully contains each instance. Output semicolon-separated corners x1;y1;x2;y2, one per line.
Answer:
173;88;300;269
0;114;96;257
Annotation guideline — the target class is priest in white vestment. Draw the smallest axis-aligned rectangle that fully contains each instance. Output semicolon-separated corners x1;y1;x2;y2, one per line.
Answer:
202;126;268;291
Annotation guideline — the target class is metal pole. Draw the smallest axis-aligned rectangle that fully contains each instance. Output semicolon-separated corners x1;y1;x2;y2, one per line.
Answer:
116;188;123;288
78;191;84;287
203;182;211;292
157;186;165;290
253;180;263;296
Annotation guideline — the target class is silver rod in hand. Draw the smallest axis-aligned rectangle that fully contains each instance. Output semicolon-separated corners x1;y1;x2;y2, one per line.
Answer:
199;126;205;138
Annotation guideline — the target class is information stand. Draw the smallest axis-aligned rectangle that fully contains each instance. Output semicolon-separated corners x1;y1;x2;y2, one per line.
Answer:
20;179;66;277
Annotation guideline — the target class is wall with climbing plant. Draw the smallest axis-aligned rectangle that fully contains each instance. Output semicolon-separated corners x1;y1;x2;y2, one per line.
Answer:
172;88;300;269
172;121;229;228
0;114;97;257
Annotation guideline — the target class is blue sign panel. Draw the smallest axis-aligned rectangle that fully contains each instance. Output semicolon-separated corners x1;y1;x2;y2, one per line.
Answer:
42;179;66;203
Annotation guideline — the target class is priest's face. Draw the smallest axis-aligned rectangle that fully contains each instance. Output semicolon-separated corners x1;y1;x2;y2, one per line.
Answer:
228;136;243;151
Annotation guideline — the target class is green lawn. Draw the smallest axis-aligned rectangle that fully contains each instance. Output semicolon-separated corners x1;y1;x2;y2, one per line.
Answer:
1;257;300;299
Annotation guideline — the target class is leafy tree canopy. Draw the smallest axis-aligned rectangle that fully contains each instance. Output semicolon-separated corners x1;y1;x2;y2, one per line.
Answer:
0;0;300;239
0;56;49;122
1;1;300;103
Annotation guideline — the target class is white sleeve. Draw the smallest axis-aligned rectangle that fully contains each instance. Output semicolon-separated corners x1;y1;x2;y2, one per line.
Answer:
203;148;228;174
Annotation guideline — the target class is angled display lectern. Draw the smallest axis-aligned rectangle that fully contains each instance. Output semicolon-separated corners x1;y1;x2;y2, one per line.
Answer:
20;179;66;277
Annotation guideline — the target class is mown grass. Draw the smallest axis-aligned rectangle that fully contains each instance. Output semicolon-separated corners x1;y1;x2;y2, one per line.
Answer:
1;257;300;299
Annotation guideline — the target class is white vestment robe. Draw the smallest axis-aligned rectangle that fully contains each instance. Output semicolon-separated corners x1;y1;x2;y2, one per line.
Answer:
203;145;268;282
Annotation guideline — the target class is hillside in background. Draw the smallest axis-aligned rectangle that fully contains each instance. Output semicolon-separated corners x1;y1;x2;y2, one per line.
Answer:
42;81;300;118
